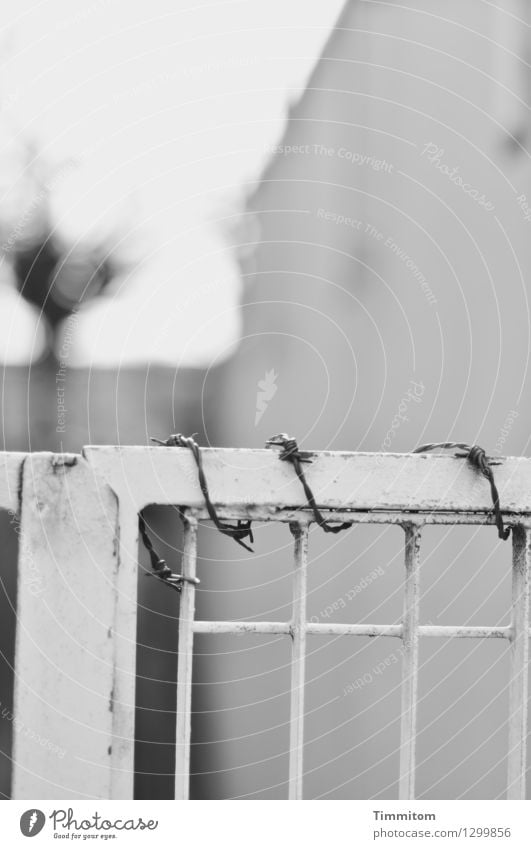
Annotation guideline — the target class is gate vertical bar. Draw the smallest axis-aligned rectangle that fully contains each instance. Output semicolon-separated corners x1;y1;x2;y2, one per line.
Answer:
13;454;122;798
507;524;530;799
398;522;422;800
111;500;140;799
288;522;309;800
175;514;199;800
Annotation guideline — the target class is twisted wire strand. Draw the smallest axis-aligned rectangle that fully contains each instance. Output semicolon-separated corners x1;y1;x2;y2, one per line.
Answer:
151;434;254;551
138;513;200;592
413;442;510;540
266;433;352;534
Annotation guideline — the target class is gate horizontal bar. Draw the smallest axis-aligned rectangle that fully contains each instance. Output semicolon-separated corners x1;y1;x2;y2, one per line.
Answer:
193;621;513;639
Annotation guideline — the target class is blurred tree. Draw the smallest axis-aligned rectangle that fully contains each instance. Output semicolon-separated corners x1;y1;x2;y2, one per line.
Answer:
3;143;118;344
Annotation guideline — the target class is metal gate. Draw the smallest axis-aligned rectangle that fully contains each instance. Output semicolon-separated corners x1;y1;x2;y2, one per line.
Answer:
2;446;529;799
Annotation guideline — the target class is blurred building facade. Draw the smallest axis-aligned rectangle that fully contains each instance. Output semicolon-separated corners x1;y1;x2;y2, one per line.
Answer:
199;0;531;799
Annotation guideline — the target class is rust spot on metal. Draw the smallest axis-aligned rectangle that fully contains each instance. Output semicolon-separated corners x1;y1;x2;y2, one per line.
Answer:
16;456;26;518
51;454;78;472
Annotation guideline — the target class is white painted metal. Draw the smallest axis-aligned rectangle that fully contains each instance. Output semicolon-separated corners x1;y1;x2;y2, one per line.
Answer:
0;452;26;512
192;622;512;639
174;515;199;801
398;523;422;801
110;497;140;799
288;523;309;800
83;446;531;515
193;620;292;635
12;454;122;799
507;525;530;799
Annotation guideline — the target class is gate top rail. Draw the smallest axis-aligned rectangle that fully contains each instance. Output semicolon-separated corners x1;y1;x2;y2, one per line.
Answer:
80;446;531;517
3;446;530;516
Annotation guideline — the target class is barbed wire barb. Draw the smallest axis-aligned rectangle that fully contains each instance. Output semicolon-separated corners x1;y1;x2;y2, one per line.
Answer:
150;433;254;551
413;442;510;540
266;433;353;534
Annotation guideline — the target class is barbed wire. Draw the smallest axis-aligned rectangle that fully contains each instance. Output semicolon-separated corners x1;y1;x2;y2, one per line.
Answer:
139;435;511;593
138;512;200;593
151;434;254;551
265;433;353;534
